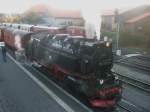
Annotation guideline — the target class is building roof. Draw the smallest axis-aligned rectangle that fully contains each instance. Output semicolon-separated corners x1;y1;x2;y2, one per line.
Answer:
101;5;150;16
27;4;51;13
101;8;131;16
26;4;83;19
126;12;150;23
51;9;83;19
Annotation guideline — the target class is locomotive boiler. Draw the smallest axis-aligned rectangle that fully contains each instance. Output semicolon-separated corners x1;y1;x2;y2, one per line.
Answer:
25;32;122;108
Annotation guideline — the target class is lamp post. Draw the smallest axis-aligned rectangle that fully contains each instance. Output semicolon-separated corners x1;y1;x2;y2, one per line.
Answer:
115;9;121;56
115;9;119;50
116;21;120;50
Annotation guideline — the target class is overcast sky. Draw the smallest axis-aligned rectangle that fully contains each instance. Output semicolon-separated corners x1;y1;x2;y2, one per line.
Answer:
0;0;149;36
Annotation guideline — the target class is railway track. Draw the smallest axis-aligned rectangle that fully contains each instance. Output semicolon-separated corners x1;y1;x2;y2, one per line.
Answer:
113;72;150;93
30;63;145;112
21;61;150;112
117;99;148;112
117;56;150;72
136;56;150;61
25;63;137;112
117;104;134;112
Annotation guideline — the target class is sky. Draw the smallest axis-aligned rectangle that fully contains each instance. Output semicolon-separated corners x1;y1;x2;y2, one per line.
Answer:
0;0;149;36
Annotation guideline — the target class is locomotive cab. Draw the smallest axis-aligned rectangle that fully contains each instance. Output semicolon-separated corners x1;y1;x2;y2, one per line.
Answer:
79;40;113;77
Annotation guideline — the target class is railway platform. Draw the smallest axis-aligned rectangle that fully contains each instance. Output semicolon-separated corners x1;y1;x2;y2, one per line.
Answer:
0;49;68;112
0;49;92;112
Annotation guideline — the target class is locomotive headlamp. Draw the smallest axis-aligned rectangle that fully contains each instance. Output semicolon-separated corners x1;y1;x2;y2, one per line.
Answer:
115;76;119;80
106;42;110;47
84;59;89;63
99;79;104;85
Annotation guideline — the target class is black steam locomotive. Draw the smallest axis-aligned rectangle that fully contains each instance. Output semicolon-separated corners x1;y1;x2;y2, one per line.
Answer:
25;31;122;107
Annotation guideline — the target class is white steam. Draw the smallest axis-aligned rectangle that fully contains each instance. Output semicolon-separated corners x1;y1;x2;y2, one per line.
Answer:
15;35;23;51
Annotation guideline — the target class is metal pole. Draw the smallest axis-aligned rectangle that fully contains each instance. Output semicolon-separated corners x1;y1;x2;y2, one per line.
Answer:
116;22;120;50
115;9;119;50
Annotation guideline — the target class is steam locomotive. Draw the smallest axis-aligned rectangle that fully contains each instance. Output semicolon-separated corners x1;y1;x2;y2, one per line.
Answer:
0;24;122;108
25;32;122;107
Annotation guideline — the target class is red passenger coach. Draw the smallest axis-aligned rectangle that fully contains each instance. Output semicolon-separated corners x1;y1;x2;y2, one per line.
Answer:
3;28;15;49
31;26;62;34
0;26;5;42
26;25;86;37
13;30;32;51
1;27;32;52
1;23;86;37
66;26;86;37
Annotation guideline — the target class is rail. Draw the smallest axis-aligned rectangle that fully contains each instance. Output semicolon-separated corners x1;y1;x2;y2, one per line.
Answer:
136;56;150;61
117;104;134;112
121;61;150;72
117;56;150;72
113;72;150;93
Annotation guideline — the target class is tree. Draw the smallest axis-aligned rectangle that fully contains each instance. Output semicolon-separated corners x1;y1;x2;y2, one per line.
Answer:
21;12;44;24
119;24;150;49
